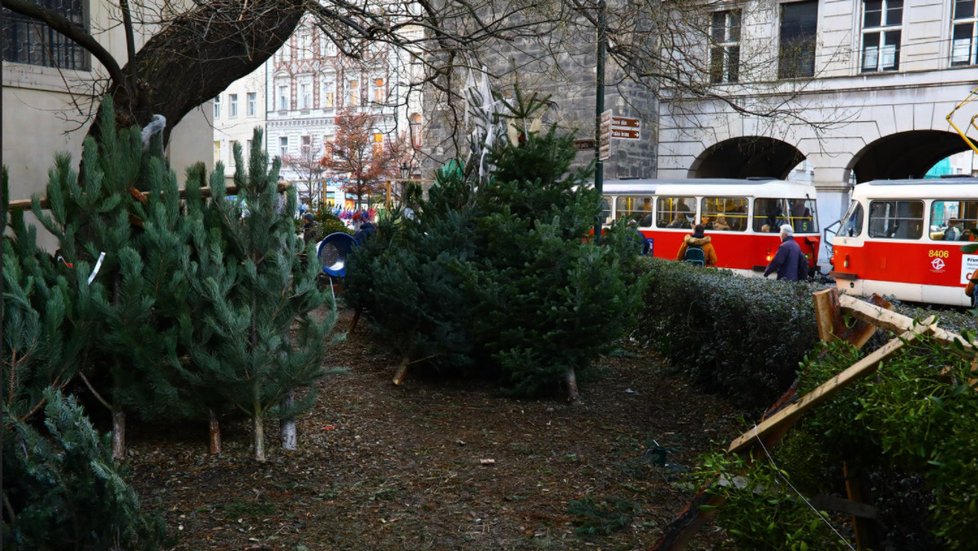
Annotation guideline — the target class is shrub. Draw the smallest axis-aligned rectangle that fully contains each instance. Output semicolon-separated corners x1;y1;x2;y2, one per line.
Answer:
635;257;821;409
2;389;167;549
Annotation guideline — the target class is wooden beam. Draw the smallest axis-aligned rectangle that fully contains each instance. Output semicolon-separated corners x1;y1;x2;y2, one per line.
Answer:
727;319;935;454
838;294;969;349
6;182;292;211
813;288;844;342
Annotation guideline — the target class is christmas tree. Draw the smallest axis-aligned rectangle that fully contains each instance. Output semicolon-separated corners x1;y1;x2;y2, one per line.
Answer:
187;134;337;461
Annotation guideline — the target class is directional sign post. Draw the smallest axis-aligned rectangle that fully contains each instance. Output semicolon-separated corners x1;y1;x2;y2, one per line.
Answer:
611;116;641;140
599;109;612;160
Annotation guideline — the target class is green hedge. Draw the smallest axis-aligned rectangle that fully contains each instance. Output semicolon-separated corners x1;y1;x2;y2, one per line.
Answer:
635;258;822;409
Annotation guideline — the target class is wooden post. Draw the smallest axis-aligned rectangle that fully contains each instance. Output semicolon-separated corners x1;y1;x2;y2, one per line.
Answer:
813;288;844;342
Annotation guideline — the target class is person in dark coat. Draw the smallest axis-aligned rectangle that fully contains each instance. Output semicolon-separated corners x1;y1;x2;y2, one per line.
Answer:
764;224;805;281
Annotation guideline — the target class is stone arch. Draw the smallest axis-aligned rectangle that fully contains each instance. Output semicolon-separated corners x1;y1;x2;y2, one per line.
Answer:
688;137;805;179
847;130;972;183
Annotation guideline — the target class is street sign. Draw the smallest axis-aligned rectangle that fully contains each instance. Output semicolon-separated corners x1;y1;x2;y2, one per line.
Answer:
611;116;641;140
599;109;613;160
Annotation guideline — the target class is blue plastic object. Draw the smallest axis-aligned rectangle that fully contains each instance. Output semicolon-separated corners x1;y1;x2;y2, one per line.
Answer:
317;232;357;278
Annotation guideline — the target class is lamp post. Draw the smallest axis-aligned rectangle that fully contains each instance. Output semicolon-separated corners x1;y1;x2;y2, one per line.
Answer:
593;0;606;244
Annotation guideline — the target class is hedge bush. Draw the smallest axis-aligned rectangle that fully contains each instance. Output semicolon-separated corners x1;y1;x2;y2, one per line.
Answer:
634;257;822;409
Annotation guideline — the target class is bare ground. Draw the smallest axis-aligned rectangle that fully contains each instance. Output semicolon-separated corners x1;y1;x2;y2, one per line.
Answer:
128;308;746;550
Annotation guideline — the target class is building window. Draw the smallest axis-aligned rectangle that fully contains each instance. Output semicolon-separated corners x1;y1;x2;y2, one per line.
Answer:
301;135;311;156
247;92;256;116
778;0;818;79
213;95;221;119
372;78;386;103
952;0;978;66
709;10;741;83
322;80;335;109
213;140;222;164
861;0;902;72
278;84;289;111
279;136;289;158
299;82;310;110
372;133;383;157
229;94;238;118
246;139;253;156
347;79;360;107
2;0;90;70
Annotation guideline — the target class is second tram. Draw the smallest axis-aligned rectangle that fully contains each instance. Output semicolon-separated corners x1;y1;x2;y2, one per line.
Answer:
830;177;978;307
601;178;821;275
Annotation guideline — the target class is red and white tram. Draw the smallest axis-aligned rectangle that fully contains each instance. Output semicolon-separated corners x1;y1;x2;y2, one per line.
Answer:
829;178;978;307
601;178;820;275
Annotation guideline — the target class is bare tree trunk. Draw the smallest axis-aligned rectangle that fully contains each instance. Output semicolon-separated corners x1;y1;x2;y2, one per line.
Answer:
253;409;266;462
565;366;580;404
208;409;222;455
280;390;296;451
111;409;126;461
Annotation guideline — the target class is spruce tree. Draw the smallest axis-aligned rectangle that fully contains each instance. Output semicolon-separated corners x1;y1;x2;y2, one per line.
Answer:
188;135;336;461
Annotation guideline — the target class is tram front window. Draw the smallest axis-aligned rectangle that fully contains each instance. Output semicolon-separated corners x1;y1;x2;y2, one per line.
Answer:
840;201;864;237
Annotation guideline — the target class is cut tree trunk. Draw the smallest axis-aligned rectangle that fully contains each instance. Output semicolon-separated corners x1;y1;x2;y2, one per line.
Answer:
253;410;266;462
281;391;297;451
208;409;222;455
565;366;580;404
111;409;126;461
392;356;410;385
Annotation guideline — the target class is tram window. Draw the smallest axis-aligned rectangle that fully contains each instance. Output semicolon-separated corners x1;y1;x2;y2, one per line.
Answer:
615;195;654;227
600;196;613;225
840;201;864;237
788;198;818;233
752;198;789;232
868;200;924;239
700;196;748;231
657;196;695;228
930;199;978;241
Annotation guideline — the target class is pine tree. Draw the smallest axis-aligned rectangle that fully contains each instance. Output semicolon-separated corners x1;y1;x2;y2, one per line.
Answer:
188;134;336;461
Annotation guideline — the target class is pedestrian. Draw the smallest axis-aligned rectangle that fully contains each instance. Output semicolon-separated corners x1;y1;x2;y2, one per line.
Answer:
676;224;718;267
763;224;807;281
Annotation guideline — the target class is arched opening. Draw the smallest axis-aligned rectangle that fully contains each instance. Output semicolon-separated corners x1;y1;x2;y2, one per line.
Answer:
689;137;805;179
849;130;973;182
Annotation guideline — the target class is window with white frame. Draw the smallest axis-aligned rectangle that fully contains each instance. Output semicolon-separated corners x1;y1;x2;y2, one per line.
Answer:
709;9;741;83
301;135;311;156
778;0;818;78
372;77;386;103
299;80;311;110
321;79;335;109
213;95;221;119
861;0;902;72
2;0;90;70
247;92;256;116
298;28;310;59
952;0;978;66
279;136;289;158
347;79;360;107
278;83;289;111
229;94;238;117
246;139;253;156
213;140;222;165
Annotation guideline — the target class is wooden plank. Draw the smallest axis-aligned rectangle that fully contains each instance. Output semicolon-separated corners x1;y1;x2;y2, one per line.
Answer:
7;182;292;211
727;320;934;454
813;288;844;342
838;294;969;349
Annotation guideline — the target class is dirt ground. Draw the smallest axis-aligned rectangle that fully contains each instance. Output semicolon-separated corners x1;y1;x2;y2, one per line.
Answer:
128;307;746;550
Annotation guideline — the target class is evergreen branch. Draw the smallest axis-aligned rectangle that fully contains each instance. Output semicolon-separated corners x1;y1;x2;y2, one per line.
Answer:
77;371;112;411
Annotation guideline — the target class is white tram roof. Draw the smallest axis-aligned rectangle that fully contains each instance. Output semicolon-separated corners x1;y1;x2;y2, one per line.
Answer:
600;177;816;198
853;177;978;200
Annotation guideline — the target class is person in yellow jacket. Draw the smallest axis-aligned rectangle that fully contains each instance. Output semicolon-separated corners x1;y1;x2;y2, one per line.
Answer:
675;224;718;267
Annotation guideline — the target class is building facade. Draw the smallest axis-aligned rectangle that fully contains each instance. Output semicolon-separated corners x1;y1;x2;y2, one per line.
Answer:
227;15;425;209
3;0;212;246
658;0;978;263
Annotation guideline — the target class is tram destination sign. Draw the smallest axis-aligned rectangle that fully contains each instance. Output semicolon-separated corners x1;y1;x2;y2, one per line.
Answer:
611;116;641;140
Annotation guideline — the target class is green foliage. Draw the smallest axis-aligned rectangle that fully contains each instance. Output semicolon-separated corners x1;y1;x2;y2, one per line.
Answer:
566;496;640;537
2;388;167;549
186;134;337;457
635;257;820;408
689;452;844;550
346;86;645;397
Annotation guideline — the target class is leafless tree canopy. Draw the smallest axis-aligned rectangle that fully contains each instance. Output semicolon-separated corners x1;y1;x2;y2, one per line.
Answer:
3;0;827;149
